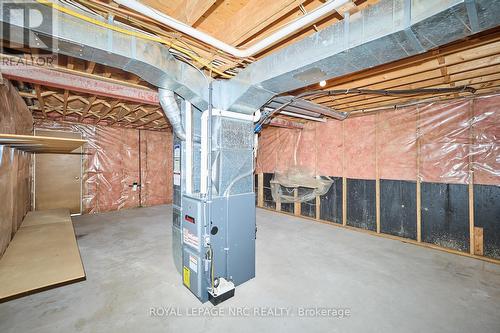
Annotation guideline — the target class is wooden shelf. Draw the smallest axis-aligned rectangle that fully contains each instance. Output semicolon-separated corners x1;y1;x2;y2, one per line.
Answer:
0;133;86;153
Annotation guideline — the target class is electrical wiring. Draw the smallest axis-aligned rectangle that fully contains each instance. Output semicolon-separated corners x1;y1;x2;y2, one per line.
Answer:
206;246;215;291
297;86;477;99
34;0;233;78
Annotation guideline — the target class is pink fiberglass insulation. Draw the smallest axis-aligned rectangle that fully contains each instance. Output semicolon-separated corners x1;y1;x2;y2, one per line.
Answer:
315;119;343;177
140;130;173;207
256;93;500;186
472;95;500;185
295;122;317;173
255;127;279;174
276;127;301;173
418;99;472;184
377;107;418;181
34;120;173;214
344;114;377;180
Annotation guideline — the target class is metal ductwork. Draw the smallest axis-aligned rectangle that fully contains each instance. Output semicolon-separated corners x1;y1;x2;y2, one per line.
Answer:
256;96;348;130
159;89;186;140
268;96;348;120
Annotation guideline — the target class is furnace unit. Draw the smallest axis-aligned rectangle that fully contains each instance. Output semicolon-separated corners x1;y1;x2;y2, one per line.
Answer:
173;100;256;304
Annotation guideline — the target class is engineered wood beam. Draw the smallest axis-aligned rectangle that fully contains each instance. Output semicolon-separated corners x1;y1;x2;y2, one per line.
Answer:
35;84;46;118
110;105;141;125
97;100;121;122
86;61;96;74
62;90;69;117
80;96;97;119
134;114;165;128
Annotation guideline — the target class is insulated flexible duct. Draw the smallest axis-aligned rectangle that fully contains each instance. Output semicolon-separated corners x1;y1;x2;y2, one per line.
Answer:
159;89;186;141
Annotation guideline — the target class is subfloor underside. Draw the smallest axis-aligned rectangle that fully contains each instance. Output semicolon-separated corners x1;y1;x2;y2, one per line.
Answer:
0;205;499;333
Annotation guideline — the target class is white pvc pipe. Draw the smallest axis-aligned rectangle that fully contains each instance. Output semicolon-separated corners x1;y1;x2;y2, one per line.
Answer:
200;110;208;194
113;0;350;58
185;101;193;195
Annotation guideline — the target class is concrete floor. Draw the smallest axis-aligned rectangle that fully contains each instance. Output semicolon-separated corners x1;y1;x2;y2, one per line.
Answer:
0;205;499;333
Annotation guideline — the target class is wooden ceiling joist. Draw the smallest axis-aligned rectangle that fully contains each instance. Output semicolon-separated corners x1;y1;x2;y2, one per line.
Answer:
34;84;46;118
172;0;217;26
213;0;307;46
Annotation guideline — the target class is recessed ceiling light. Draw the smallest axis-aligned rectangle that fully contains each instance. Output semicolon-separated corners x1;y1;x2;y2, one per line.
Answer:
319;80;326;87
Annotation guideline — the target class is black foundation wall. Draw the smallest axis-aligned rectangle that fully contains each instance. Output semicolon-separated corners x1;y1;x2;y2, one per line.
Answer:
347;179;376;231
263;173;275;210
320;177;343;224
280;186;295;214
421;182;469;252
380;180;417;240
299;187;316;218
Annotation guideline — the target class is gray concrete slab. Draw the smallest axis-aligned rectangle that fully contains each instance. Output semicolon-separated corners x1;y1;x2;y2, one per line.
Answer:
1;205;499;333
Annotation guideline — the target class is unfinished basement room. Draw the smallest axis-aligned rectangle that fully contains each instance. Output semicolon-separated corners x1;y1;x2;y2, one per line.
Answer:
0;0;499;332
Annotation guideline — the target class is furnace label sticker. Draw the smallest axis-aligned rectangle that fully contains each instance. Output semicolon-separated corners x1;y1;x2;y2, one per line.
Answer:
183;228;200;249
189;255;198;273
173;174;181;186
173;144;181;186
183;266;190;288
173;145;181;173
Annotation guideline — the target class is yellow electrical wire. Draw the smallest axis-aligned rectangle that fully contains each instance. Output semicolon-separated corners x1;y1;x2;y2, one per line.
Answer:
35;0;232;78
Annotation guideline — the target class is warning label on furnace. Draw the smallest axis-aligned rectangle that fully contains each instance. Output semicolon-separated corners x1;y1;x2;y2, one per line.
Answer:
183;266;190;288
189;255;198;273
183;228;199;249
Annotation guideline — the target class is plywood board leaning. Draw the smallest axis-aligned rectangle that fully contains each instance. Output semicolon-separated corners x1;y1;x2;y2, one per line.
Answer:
0;210;85;302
